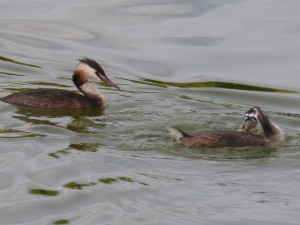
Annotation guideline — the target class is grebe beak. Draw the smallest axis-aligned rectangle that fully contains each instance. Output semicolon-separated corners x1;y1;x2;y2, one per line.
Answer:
97;72;120;90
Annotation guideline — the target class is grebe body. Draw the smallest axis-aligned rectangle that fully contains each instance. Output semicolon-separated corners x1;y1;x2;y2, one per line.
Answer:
0;58;119;108
1;88;102;108
169;107;284;148
168;129;267;147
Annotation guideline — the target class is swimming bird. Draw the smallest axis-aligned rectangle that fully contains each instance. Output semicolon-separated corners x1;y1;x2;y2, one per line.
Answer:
168;107;284;147
0;57;119;108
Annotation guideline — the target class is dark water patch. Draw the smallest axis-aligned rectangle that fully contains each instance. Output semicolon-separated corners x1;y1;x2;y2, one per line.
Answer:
118;176;149;185
63;182;95;190
1;87;28;93
28;81;71;88
99;177;117;184
30;189;60;196
278;112;300;118
48;146;74;159
13;115;58;126
119;176;134;182
67;117;105;133
0;71;26;76
0;56;41;68
119;77;166;88
63;176;149;190
69;143;99;152
48;142;100;158
48;149;68;159
101;176;149;185
0;128;45;139
53;219;69;225
137;78;297;93
13;106;105;118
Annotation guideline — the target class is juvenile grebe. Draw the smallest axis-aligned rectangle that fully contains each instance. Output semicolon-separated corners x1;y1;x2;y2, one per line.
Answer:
237;112;258;132
168;107;284;147
0;58;119;108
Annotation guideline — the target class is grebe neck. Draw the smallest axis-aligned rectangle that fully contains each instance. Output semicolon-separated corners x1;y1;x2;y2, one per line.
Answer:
77;82;106;107
73;71;107;107
256;109;284;144
257;113;273;135
269;121;284;144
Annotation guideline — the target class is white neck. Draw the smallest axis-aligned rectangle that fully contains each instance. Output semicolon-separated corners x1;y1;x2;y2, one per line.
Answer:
269;122;284;145
78;82;107;107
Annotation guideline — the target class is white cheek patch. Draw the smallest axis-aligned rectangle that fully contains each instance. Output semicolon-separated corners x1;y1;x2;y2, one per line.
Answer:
77;63;98;80
86;68;98;80
245;112;256;118
244;109;258;121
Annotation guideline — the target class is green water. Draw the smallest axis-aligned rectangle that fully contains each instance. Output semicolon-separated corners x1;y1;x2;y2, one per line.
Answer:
0;0;300;225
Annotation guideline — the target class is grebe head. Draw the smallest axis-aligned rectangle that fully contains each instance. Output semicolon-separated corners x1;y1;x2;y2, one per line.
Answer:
74;57;120;90
244;106;267;130
239;114;258;132
244;107;260;120
244;106;284;145
237;107;259;132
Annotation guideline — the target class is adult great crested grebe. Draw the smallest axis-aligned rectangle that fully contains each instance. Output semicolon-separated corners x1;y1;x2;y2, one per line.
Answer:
0;57;120;108
168;107;284;147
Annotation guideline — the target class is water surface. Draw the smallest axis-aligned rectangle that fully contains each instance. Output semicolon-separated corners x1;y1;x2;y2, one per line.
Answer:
0;0;300;224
